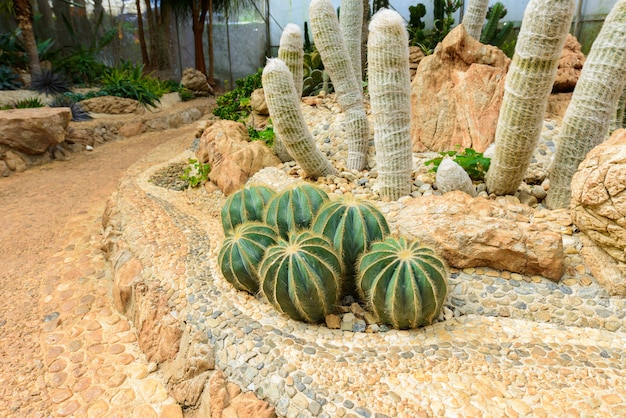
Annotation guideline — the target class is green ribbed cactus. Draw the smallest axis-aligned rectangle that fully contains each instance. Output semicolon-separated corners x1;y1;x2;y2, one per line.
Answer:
264;183;329;239
339;0;363;88
310;0;369;171
312;194;390;295
368;9;413;200
262;58;338;178
259;230;342;323
546;0;626;209
218;222;279;294
485;0;575;196
278;23;304;98
357;237;448;329
462;0;490;40
221;184;276;236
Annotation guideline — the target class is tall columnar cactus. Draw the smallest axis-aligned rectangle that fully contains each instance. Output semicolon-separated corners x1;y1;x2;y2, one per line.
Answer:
339;0;364;88
309;0;369;171
218;222;279;294
259;231;342;323
612;88;626;132
357;237;448;329
278;23;304;98
262;58;337;178
312;194;390;294
462;0;490;40
264;183;329;239
221;184;276;236
367;9;413;200
546;0;626;209
485;0;575;196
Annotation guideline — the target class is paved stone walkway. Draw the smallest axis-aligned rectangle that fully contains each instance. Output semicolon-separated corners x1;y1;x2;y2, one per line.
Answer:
0;124;199;417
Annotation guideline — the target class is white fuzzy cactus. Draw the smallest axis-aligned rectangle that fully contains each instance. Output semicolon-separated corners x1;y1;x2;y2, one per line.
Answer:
278;23;304;98
367;8;413;200
310;0;369;171
485;0;575;196
462;0;490;40
546;0;626;209
340;0;364;89
262;58;338;178
435;158;477;197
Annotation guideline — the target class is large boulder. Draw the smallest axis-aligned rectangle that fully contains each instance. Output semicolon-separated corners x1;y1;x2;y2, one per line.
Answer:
196;120;281;195
410;24;510;153
553;34;585;93
0;107;71;154
392;192;565;281
181;68;214;96
571;129;626;264
79;96;143;114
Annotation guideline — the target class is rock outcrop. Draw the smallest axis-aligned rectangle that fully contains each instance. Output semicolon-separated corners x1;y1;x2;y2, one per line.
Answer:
571;129;626;265
181;68;215;96
79;96;143;114
196;120;281;195
393;192;565;281
553;33;585;93
0;107;71;154
410;24;510;153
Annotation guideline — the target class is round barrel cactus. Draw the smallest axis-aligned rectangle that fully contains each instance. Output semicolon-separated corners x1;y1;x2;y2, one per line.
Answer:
264;183;329;239
312;195;390;294
357;237;448;329
259;230;342;323
221;184;276;235
218;222;279;294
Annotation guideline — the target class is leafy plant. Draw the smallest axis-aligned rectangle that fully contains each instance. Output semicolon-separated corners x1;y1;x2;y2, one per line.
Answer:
178;88;195;102
30;68;71;95
213;68;263;121
12;97;45;108
179;158;211;188
97;62;167;108
425;147;491;181
247;125;275;147
0;65;22;90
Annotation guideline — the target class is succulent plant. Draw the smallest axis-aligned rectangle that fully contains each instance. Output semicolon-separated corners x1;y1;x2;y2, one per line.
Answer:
221;184;276;236
30;67;71;95
264;183;329;239
357;236;448;329
218;222;279;294
312;194;389;294
259;230;342;323
0;65;23;90
49;94;92;121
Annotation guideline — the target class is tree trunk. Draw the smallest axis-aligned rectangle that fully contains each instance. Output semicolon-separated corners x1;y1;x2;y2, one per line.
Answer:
13;0;41;77
485;0;575;196
208;0;215;84
34;0;56;42
191;0;208;75
461;0;489;40
136;0;150;67
545;0;626;209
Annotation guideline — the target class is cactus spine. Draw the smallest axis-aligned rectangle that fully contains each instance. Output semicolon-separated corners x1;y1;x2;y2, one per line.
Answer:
546;0;626;209
312;194;390;294
221;184;276;235
264;183;329;239
462;0;490;40
485;0;575;196
309;0;369;171
340;0;364;88
218;222;279;294
357;237;448;329
262;58;338;178
259;231;342;323
368;9;413;200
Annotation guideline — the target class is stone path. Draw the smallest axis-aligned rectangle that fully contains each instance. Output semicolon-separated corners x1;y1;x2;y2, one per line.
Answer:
0;123;200;417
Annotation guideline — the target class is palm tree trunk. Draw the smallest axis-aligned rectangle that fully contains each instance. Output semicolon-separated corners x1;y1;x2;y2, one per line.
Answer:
13;0;41;77
136;0;150;67
208;0;215;85
191;0;208;75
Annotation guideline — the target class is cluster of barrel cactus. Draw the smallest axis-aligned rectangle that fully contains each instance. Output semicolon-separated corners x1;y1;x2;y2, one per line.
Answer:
217;183;448;330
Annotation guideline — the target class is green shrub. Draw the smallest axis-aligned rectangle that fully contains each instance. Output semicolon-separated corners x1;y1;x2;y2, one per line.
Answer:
357;236;448;329
13;97;45;108
213;69;263;121
179;158;210;188
0;65;22;90
97;61;167;108
425;147;491;181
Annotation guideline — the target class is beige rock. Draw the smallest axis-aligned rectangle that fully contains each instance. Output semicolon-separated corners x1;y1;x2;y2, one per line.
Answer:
0;160;9;176
553;34;585;93
392;192;565;281
226;391;276;418
0;107;71;154
409;46;426;80
119;121;145;137
112;253;142;312
579;235;626;296
4;150;27;172
410;25;510;153
571;129;626;263
196;120;281;195
250;89;269;115
546;92;572;121
181;68;214;96
79;96;143;114
209;370;275;418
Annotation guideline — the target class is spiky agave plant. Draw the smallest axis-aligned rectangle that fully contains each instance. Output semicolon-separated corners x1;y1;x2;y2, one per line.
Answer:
259;230;342;323
221;184;276;235
218;222;279;294
264;183;329;239
357;237;448;329
312;194;389;295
